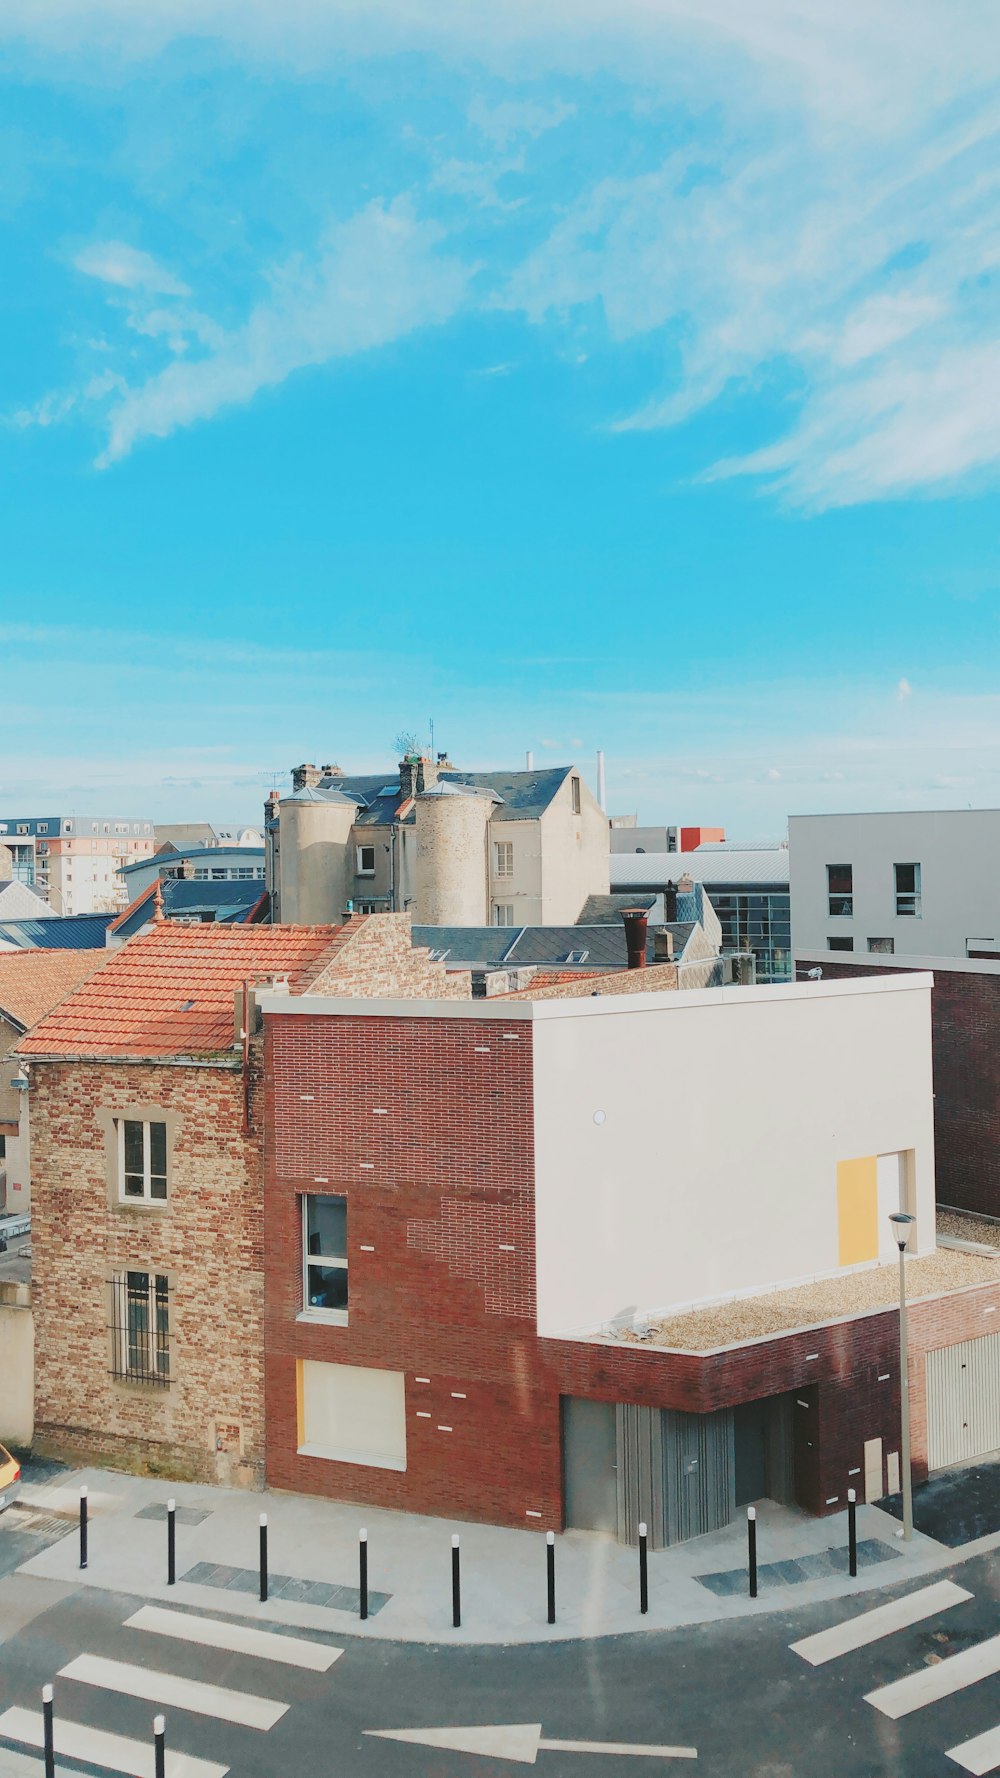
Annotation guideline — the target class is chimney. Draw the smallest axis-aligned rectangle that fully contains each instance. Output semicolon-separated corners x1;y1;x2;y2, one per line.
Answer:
621;907;648;970
653;927;675;961
526;749;535;770
399;754;439;799
291;763;322;792
597;750;606;811
663;880;678;922
321;763;344;778
177;856;196;880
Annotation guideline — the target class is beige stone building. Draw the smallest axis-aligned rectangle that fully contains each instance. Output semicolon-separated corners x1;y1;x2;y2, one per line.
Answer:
266;752;610;930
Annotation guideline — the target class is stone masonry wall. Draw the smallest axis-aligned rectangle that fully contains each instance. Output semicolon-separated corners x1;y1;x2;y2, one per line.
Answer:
30;1057;265;1486
303;912;471;1000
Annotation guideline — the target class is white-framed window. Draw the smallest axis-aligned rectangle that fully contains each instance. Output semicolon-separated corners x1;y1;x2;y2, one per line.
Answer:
895;862;921;917
303;1194;348;1319
297;1359;406;1470
493;904;515;926
868;937;894;954
494;840;513;879
356;845;376;876
117;1118;167;1202
111;1271;170;1385
827;863;853;917
37;823;47;834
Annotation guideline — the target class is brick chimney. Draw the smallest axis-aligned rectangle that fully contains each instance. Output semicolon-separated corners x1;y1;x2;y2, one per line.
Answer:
291;763;322;791
398;755;440;800
621;907;648;969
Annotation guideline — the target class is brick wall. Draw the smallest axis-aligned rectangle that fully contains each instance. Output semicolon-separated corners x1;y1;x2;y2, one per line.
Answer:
30;1057;265;1485
798;958;1000;1217
504;961;679;999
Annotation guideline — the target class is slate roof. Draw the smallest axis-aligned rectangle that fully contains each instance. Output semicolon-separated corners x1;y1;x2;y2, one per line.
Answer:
109;878;269;940
576;893;660;925
0;950;109;1033
410;921;697;969
313;767;573;827
18;922;344;1059
0;914;117;950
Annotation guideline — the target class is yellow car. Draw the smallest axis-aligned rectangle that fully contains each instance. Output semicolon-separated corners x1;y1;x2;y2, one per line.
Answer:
0;1443;21;1512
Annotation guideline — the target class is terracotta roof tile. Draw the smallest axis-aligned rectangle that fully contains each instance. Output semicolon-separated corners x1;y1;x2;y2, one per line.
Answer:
0;949;110;1033
18;923;344;1059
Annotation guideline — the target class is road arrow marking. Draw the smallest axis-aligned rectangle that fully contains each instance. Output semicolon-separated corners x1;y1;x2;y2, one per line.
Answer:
365;1724;697;1763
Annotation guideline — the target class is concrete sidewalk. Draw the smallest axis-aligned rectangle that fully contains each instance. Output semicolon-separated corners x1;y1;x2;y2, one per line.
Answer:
5;1465;963;1645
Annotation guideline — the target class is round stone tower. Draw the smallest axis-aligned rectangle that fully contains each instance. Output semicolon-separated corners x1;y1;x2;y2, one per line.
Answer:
414;783;498;926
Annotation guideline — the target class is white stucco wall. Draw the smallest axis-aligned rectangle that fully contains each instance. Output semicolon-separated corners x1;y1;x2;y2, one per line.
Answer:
538;771;610;923
531;973;935;1337
0;1294;33;1446
789;809;1000;960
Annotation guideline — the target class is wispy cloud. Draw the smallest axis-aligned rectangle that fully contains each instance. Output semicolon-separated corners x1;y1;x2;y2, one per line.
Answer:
74;240;189;296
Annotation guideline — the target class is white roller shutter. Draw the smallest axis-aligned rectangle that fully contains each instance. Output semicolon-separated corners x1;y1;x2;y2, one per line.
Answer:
299;1360;407;1471
927;1334;1000;1471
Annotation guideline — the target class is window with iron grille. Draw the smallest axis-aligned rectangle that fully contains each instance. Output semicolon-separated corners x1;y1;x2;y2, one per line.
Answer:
116;1119;167;1202
110;1271;170;1385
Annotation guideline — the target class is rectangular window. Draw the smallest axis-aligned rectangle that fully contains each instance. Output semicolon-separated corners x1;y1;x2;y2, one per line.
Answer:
356;845;376;876
494;840;513;878
117;1119;167;1202
827;863;853;917
828;936;854;951
868;937;894;954
493;904;515;927
571;776;581;815
303;1194;348;1318
968;938;1000;959
110;1271;169;1385
297;1359;406;1470
895;862;921;917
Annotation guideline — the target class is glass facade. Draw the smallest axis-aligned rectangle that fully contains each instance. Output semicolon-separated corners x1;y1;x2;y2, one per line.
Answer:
710;890;792;983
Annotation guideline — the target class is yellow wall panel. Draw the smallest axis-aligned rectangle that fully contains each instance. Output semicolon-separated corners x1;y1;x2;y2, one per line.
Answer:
295;1359;304;1448
838;1156;878;1265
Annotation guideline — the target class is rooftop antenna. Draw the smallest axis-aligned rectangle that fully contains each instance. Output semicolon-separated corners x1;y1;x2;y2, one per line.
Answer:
429;717;435;760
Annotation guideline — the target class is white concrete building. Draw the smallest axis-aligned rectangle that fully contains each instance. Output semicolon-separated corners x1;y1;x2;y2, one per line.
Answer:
789;809;1000;961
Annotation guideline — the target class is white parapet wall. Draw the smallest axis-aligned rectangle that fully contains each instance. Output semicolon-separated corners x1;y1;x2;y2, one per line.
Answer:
531;973;935;1338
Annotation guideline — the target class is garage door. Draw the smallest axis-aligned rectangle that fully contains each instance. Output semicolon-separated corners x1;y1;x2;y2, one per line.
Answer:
927;1334;1000;1470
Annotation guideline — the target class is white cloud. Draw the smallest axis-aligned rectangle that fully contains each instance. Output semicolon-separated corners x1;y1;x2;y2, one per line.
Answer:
92;199;468;464
897;677;914;701
468;95;576;149
74;240;189;296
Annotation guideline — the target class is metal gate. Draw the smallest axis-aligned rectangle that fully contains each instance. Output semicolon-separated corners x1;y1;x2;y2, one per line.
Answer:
927;1334;1000;1470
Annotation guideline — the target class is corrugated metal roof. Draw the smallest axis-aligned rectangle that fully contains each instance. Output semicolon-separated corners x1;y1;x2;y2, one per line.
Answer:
611;850;790;889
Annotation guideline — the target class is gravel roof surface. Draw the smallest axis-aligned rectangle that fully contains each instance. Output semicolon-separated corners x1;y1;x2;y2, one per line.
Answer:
618;1222;1000;1354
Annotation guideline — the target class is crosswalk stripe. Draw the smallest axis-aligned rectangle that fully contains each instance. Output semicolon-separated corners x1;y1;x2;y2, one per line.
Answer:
865;1630;1000;1719
0;1705;228;1778
789;1580;973;1666
124;1605;342;1672
946;1722;1000;1774
57;1653;287;1731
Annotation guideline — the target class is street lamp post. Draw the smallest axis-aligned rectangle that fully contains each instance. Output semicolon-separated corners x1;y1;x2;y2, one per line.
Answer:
889;1211;916;1541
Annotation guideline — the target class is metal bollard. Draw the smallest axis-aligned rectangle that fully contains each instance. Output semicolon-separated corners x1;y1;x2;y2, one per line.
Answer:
546;1531;556;1625
638;1520;649;1615
359;1527;369;1621
42;1684;55;1778
451;1534;461;1628
848;1488;857;1578
79;1486;88;1571
167;1499;176;1587
259;1513;268;1604
747;1506;758;1599
153;1714;166;1778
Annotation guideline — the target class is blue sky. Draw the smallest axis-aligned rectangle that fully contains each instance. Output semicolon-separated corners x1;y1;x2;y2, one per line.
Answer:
2;2;999;831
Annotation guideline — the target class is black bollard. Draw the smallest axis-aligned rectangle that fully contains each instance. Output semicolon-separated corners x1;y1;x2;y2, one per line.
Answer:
747;1506;758;1599
848;1488;857;1578
259;1513;268;1604
451;1534;461;1628
638;1520;649;1615
42;1684;55;1778
79;1486;88;1571
153;1714;166;1778
359;1528;368;1621
167;1499;176;1587
546;1531;556;1625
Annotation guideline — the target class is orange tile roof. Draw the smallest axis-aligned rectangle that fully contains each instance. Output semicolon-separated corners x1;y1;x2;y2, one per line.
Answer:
17;923;343;1059
0;949;110;1034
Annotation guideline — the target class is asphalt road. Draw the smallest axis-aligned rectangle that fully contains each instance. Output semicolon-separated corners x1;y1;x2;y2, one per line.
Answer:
4;1532;1000;1777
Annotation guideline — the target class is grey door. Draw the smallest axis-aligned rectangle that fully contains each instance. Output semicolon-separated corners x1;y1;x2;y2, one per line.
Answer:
562;1397;618;1533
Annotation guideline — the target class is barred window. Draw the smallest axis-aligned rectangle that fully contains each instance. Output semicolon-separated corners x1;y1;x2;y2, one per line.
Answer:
117;1119;167;1202
110;1272;170;1386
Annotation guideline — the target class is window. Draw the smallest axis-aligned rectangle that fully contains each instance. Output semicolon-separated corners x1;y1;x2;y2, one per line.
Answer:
117;1119;167;1202
303;1194;348;1318
297;1359;406;1470
895;862;921;917
17;824;28;835
827;864;853;917
356;845;376;877
968;938;1000;959
571;776;582;815
868;937;894;954
37;823;47;834
428;947;450;962
828;936;854;951
562;948;590;964
110;1271;169;1385
0;1135;5;1159
494;840;513;879
493;904;515;926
